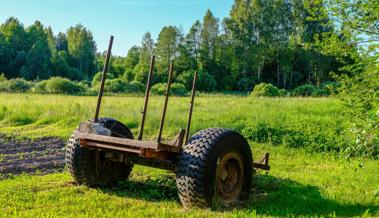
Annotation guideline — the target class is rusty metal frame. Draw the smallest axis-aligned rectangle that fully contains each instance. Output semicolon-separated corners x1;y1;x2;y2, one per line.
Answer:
80;36;270;172
252;153;270;170
94;36;114;121
138;55;155;140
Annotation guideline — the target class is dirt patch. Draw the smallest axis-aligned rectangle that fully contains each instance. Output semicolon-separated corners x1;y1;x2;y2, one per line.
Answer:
0;135;65;177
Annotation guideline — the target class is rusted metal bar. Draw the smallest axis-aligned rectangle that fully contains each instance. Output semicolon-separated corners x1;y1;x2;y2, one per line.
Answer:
184;72;198;143
157;62;174;143
94;36;114;121
138;55;155;140
76;132;182;153
252;153;270;170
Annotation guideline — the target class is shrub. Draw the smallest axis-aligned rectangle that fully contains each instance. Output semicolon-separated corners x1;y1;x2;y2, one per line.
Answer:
45;77;85;94
251;83;280;97
151;83;166;95
151;83;188;96
321;81;339;95
170;83;188;96
126;81;144;93
177;70;217;92
7;79;31;93
91;72;115;87
32;80;48;93
0;74;8;92
291;84;328;97
278;89;288;97
122;68;134;82
103;79;128;93
92;79;145;94
0;73;6;82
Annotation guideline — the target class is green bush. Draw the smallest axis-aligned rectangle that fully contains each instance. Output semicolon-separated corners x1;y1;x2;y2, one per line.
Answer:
151;83;167;95
32;80;48;93
0;73;6;82
0;74;8;92
92;79;145;94
91;72;115;87
170;83;188;96
7;79;31;93
103;79;128;93
321;81;339;95
251;83;280;97
126;81;144;93
177;70;217;92
279;89;288;97
122;68;134;82
45;77;85;94
291;84;328;97
151;83;188;96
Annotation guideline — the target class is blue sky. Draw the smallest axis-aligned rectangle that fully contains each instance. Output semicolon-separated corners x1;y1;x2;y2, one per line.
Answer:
0;0;234;56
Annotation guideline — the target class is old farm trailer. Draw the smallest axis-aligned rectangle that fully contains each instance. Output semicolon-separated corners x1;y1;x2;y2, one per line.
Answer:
66;36;270;208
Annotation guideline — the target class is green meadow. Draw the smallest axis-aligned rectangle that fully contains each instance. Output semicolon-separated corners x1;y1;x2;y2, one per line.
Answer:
0;93;378;217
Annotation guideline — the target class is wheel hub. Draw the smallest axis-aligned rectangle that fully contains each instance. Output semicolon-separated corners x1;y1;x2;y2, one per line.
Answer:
215;152;244;203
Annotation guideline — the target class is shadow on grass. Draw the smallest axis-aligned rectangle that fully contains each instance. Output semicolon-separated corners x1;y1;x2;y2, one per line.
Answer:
100;176;179;202
100;174;378;217
247;174;378;217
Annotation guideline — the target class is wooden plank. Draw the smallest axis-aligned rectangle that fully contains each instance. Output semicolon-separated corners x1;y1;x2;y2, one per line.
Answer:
75;132;159;149
83;141;140;154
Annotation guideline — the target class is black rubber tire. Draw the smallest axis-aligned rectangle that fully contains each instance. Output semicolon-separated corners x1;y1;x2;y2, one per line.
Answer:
176;128;253;208
65;117;134;187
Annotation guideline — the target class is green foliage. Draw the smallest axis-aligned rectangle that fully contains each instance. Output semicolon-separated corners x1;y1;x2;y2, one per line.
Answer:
177;70;216;92
291;84;327;97
242;122;346;153
156;26;179;72
103;79;128;93
151;82;187;96
128;81;144;93
66;24;96;80
278;89;288;97
44;77;85;94
151;83;166;95
0;73;6;82
321;81;339;96
32;80;47;93
133;62;150;84
170;83;187;96
91;72;115;87
337;62;379;159
6;79;31;92
20;21;51;80
122;68;134;82
93;79;144;94
251;83;280;97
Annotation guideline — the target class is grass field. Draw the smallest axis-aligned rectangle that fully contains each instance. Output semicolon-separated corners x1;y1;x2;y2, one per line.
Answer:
0;93;378;217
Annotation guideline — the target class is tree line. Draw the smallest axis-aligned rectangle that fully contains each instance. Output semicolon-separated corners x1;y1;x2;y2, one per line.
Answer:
0;0;371;92
0;18;97;81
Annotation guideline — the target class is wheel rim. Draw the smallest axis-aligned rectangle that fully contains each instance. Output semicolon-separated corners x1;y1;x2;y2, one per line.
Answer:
215;152;244;203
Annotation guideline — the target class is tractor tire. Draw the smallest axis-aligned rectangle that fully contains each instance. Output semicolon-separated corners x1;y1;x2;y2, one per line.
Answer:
66;117;134;187
176;128;253;208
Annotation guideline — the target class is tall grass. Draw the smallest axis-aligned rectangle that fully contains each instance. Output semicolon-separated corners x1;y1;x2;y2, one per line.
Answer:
0;93;355;156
